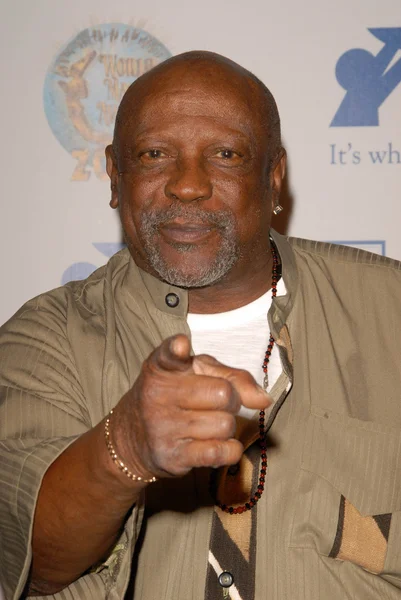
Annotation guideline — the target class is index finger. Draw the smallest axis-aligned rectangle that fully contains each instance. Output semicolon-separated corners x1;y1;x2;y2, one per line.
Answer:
150;335;193;373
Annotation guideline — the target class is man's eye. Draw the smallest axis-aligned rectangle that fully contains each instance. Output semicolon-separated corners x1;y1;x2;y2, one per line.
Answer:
216;149;236;159
144;149;166;159
214;149;245;162
138;149;169;163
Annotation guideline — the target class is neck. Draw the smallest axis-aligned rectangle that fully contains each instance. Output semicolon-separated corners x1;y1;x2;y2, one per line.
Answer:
188;252;274;314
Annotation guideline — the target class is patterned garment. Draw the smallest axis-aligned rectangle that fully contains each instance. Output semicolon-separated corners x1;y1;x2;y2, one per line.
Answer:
330;495;392;574
205;432;261;600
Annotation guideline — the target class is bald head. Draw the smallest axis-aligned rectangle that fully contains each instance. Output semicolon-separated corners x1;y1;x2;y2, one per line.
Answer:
112;50;281;166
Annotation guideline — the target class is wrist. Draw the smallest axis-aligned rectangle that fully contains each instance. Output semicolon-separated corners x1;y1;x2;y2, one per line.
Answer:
84;416;149;502
104;409;158;484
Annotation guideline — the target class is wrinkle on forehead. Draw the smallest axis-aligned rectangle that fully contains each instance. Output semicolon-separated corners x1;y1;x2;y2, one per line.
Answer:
127;88;257;138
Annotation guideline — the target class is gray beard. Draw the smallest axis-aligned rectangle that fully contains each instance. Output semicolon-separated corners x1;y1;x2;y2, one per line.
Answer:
138;205;240;288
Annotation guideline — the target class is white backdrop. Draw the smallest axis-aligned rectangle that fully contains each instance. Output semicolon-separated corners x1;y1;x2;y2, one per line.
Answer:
0;0;400;326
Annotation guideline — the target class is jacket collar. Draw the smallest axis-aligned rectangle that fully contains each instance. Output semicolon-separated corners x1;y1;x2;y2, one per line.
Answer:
123;254;189;317
268;229;298;340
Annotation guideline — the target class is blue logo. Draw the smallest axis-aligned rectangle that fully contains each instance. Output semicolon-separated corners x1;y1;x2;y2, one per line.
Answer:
331;28;401;127
44;24;171;180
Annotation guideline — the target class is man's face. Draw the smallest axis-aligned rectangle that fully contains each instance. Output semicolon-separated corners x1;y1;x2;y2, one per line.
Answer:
107;73;284;288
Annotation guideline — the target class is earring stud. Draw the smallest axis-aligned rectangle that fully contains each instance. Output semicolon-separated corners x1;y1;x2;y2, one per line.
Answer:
273;204;283;216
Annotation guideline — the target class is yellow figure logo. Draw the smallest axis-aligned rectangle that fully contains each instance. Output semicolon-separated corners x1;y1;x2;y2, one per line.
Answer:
44;24;171;181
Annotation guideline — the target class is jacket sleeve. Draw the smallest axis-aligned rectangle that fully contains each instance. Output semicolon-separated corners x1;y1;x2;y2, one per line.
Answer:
0;294;142;600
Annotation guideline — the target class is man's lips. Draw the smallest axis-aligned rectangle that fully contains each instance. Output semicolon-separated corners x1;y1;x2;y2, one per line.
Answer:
159;221;217;243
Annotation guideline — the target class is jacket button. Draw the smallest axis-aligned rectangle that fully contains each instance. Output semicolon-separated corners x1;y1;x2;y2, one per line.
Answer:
218;571;234;588
165;293;180;308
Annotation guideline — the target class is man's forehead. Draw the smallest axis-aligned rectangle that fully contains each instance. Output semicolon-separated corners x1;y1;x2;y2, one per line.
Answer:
116;72;264;141
131;85;256;122
112;51;281;158
133;63;258;103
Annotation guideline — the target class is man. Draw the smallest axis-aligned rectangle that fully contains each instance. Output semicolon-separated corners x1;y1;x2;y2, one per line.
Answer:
1;51;401;600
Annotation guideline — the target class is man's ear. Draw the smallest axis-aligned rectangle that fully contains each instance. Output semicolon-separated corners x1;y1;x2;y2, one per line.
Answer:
105;145;119;209
270;147;287;213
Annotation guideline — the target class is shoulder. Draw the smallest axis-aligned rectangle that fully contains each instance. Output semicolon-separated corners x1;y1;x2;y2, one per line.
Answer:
283;236;401;319
0;248;132;337
287;236;401;274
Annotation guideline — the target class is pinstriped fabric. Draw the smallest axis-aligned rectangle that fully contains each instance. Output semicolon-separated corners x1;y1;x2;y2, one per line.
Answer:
0;438;81;597
288;237;401;271
0;249;191;599
0;294;93;599
301;410;401;515
1;232;401;599
25;571;112;600
288;236;401;270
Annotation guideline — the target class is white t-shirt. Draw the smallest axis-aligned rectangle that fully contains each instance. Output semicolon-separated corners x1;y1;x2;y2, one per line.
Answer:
187;278;285;419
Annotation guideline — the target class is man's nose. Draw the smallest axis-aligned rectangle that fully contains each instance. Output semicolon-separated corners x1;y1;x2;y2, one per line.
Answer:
164;158;213;203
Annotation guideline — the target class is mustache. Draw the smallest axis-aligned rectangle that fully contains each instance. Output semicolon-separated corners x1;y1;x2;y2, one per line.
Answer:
141;205;235;230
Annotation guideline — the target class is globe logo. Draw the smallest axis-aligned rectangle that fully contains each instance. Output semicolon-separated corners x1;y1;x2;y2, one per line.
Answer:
44;24;171;180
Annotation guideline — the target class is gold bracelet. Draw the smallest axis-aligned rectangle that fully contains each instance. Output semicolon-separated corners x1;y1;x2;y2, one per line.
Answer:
104;409;157;484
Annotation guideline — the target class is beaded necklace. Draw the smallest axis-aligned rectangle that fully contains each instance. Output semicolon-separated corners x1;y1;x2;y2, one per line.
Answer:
210;246;279;514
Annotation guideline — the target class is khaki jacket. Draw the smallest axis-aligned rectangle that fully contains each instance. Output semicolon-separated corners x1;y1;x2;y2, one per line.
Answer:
1;231;401;599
